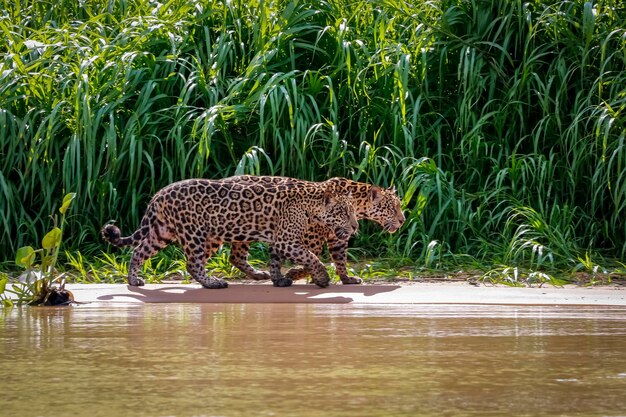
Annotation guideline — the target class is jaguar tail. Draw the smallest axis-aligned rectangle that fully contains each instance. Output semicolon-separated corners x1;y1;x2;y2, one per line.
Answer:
101;217;148;248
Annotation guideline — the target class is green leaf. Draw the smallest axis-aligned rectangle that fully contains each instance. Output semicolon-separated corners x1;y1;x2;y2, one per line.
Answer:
42;228;62;250
15;246;35;269
415;192;428;216
34;279;44;296
59;192;76;215
41;255;54;270
0;276;7;293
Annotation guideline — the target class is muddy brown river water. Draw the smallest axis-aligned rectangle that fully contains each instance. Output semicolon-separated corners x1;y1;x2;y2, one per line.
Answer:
2;304;626;416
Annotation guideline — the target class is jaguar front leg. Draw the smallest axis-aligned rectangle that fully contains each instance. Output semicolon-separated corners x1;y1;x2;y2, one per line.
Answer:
272;242;330;288
269;247;293;287
282;223;326;283
326;235;362;284
283;234;362;285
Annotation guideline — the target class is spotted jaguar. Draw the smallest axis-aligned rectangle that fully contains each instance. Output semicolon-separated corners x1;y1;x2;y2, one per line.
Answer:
102;176;358;288
225;176;405;284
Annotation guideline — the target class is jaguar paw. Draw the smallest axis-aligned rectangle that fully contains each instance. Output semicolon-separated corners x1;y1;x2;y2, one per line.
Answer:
340;276;362;285
128;277;145;287
201;278;229;289
272;277;293;287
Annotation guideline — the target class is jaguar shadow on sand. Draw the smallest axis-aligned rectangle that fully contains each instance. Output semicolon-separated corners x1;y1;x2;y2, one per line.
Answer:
91;283;403;304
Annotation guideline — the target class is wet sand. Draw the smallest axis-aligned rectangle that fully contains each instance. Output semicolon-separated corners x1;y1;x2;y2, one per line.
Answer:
65;281;626;306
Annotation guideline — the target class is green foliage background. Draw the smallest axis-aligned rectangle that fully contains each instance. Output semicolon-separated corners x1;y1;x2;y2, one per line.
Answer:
1;0;625;273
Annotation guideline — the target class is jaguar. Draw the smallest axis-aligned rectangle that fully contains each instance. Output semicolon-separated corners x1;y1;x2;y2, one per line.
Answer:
101;176;358;289
225;176;405;285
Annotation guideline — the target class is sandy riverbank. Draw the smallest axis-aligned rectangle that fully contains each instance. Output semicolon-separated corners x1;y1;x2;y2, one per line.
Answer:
65;281;626;306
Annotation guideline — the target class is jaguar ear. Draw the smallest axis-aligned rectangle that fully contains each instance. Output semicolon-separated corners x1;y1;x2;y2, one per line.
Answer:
369;187;383;203
323;190;336;206
389;185;396;194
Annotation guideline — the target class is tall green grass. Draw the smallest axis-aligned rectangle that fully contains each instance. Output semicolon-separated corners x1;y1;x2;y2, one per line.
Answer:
1;0;625;276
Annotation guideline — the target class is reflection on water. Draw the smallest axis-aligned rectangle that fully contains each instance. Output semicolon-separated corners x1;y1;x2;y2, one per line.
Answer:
2;304;626;417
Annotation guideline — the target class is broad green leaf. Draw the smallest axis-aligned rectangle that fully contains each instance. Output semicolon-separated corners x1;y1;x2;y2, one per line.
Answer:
59;192;76;215
42;228;62;250
15;246;35;269
0;276;7;293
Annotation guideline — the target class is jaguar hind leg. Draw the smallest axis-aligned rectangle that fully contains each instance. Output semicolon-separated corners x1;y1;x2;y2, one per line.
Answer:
183;240;228;289
284;267;309;282
230;242;271;280
127;237;170;286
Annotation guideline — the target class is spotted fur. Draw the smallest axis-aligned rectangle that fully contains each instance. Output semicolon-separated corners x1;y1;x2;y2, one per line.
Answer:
228;177;405;284
102;176;358;288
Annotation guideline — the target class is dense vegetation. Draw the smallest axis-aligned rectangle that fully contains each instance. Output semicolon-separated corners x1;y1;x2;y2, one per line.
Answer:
1;0;625;281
